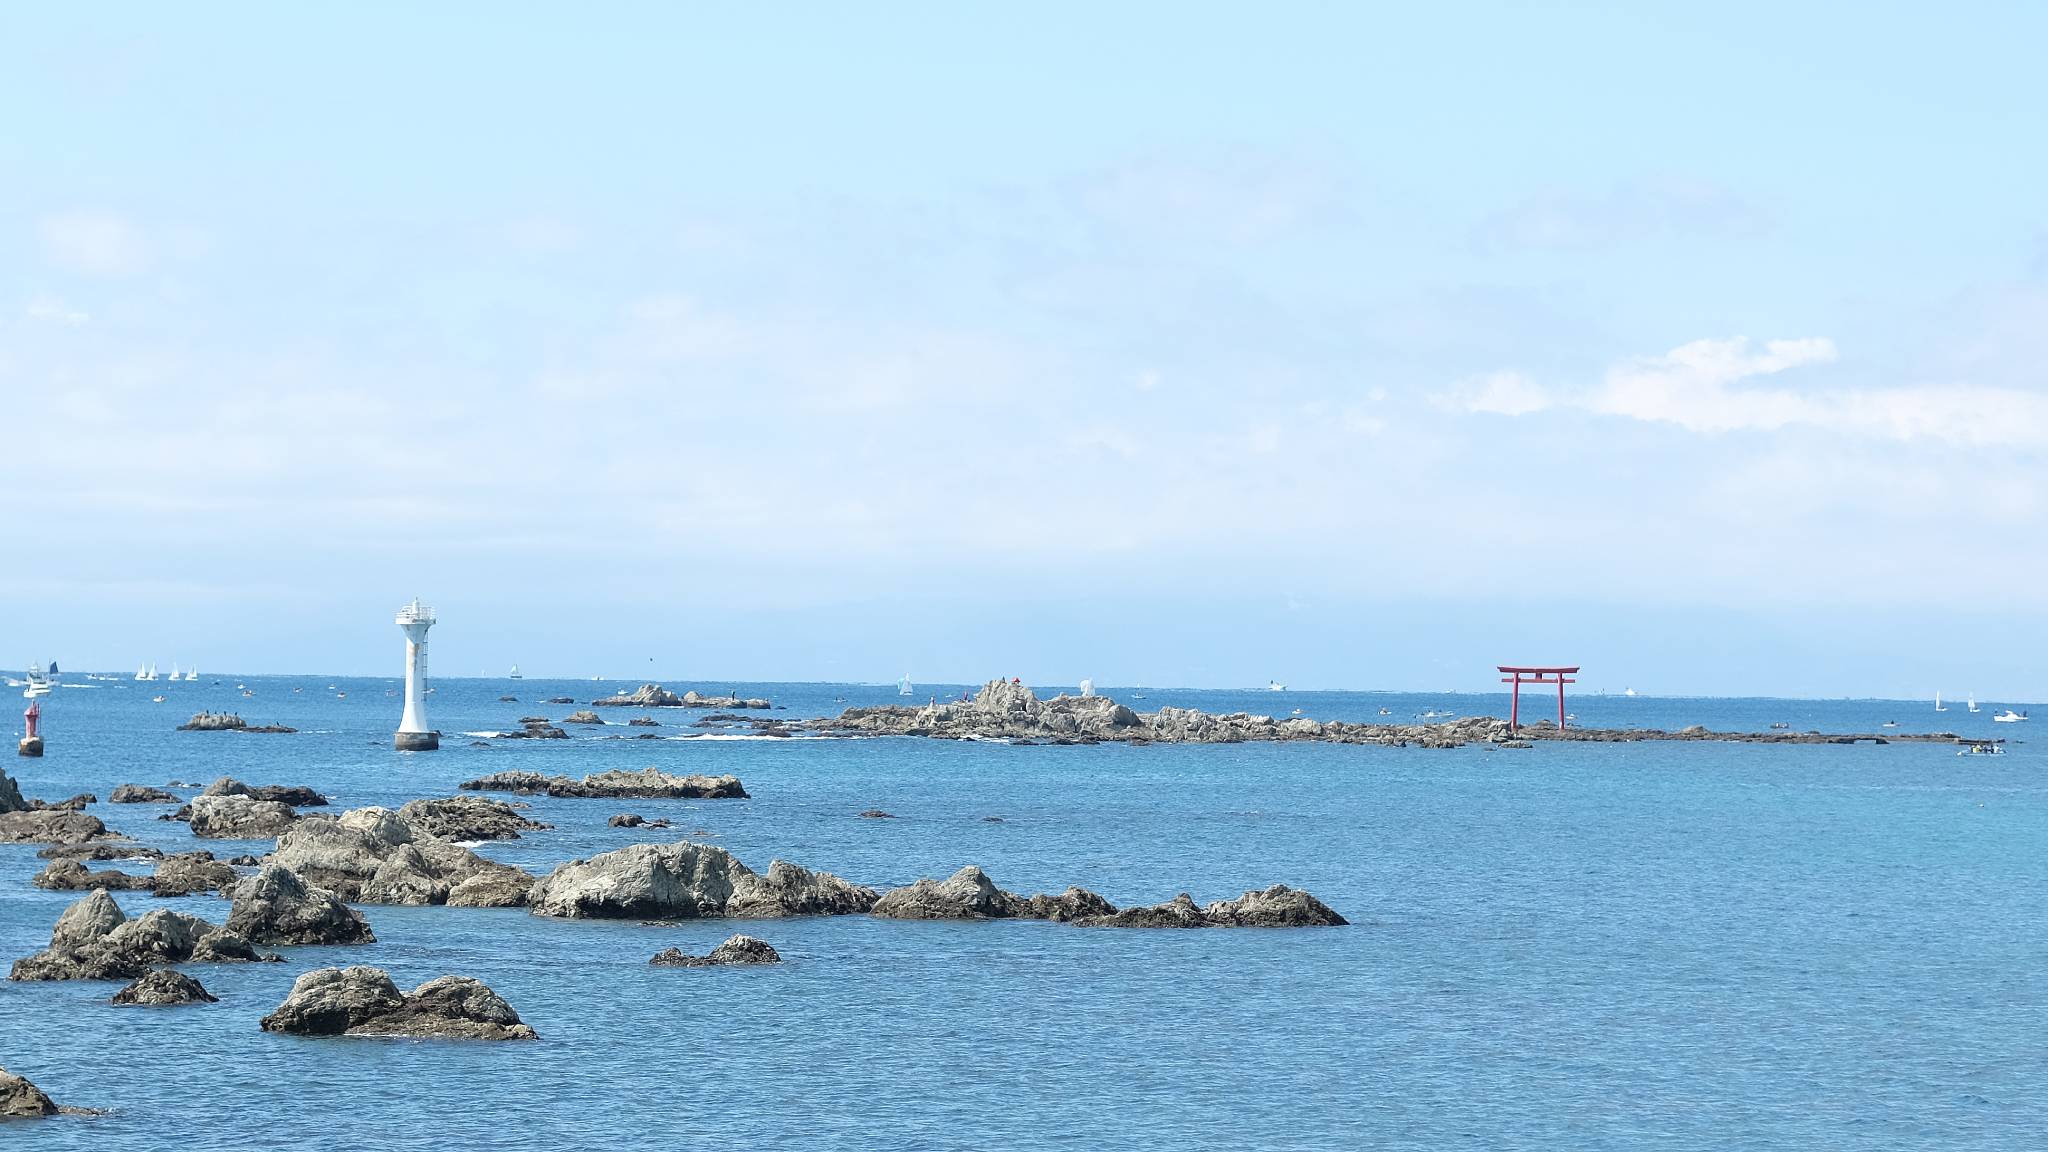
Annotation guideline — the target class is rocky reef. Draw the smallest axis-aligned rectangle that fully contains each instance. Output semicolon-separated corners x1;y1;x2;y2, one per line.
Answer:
529;841;875;920
563;709;605;725
1080;885;1348;928
0;809;117;845
176;712;296;734
0;1066;95;1118
33;847;235;896
651;934;781;967
260;967;536;1040
394;796;551;841
111;968;218;1006
110;784;180;804
226;865;376;945
270;809;536;907
806;679;1959;749
459;767;748;800
591;683;771;709
9;888;277;981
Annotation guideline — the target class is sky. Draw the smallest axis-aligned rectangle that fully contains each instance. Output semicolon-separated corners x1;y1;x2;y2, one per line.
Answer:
3;2;2045;698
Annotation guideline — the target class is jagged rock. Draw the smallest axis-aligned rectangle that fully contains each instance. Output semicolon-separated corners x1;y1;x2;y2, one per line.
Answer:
651;934;782;967
872;865;1019;920
201;777;327;807
0;1067;58;1117
37;841;160;862
33;859;152;891
628;717;660;727
183;793;299;839
0;768;27;814
395;796;551;841
1018;887;1118;922
260;967;535;1040
271;811;533;906
9;888;275;981
589;683;687;707
1202;885;1348;927
30;793;95;812
112;968;217;1006
563;710;605;725
460;767;748;800
1078;885;1346;928
529;841;874;920
610;813;643;827
0;810;116;844
493;722;567;740
151;851;239;897
1082;892;1210;928
178;711;247;731
226;865;375;945
111;784;180;803
857;809;897;819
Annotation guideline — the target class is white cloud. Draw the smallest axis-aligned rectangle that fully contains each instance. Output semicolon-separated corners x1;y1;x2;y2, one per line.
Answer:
39;212;147;277
1438;370;1552;416
25;297;89;326
1465;336;2048;447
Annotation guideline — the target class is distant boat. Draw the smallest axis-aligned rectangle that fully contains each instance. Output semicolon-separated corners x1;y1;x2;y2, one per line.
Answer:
1377;707;1391;716
1935;691;1946;713
135;662;150;681
184;667;199;681
151;695;165;703
1290;708;1303;716
1079;678;1094;698
899;675;913;696
1968;694;1979;713
509;665;522;679
1267;680;1286;692
1881;720;1899;728
169;662;181;680
1623;687;1638;697
1993;710;2028;723
46;661;57;677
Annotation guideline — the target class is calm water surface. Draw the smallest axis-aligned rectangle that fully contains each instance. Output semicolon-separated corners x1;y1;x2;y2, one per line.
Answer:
1;677;2042;1149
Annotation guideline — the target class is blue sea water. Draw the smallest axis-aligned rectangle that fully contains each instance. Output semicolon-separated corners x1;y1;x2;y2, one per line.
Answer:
1;676;2042;1149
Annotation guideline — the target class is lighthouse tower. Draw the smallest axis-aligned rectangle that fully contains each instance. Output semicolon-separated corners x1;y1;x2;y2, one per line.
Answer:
394;599;439;751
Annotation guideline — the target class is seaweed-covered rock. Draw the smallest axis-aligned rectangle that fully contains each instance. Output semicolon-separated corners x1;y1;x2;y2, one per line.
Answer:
260;967;536;1040
111;968;218;1006
226;865;375;946
111;784;180;804
651;934;782;967
460;767;747;800
395;796;551;841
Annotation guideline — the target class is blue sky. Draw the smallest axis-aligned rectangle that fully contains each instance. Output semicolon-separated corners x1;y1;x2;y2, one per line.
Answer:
4;3;2045;697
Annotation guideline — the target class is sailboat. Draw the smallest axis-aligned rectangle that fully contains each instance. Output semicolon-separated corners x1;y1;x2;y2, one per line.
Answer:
1968;694;1979;713
898;675;913;696
143;662;158;681
135;662;149;681
509;665;523;680
169;662;181;681
1935;691;1946;713
184;666;199;681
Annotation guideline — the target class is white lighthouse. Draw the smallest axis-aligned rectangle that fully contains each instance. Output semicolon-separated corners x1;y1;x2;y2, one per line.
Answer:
394;598;438;751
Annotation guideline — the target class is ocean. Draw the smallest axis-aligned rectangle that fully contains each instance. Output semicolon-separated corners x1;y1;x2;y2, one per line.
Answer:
2;677;2042;1149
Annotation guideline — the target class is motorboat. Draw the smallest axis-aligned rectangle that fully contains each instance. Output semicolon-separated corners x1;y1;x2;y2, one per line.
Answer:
1268;680;1286;691
1992;710;2028;723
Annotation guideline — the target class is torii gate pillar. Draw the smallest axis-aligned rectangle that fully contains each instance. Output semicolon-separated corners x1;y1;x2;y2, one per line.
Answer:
1498;666;1578;734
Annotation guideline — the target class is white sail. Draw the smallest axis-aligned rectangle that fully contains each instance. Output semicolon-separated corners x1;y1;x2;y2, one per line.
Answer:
898;675;913;696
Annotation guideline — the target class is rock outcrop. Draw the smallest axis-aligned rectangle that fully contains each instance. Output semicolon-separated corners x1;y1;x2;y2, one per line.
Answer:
1078;885;1347;928
492;720;568;740
395;796;551;841
591;684;771;709
529;841;875;920
177;711;247;731
0;1067;58;1118
111;784;180;804
651;934;781;967
151;850;241;897
226;865;375;946
270;810;535;906
459;767;748;800
111;968;218;1006
869;865;1120;923
563;710;605;725
260;967;536;1040
181;794;300;839
33;859;152;892
37;841;160;862
0;768;26;814
609;813;670;829
0;810;116;844
201;777;328;807
9;888;275;981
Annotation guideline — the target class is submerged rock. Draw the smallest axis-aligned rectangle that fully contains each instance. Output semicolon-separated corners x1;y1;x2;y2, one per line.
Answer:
110;784;180;804
651;934;782;967
226;865;375;946
857;809;897;819
395;796;551;841
111;968;218;1006
529;841;875;920
627;716;661;727
9;888;276;981
546;696;577;704
260;967;536;1040
460;767;748;800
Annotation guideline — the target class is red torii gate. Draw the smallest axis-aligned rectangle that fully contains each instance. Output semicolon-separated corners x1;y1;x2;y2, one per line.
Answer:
1498;666;1577;733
